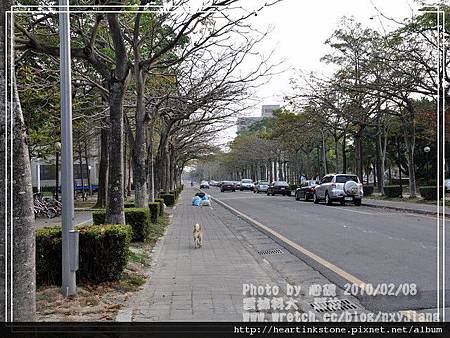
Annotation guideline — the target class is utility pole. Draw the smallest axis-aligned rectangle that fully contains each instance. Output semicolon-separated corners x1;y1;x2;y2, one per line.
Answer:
59;0;78;297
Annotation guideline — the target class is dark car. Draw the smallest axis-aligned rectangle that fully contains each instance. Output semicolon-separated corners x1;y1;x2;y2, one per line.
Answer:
200;180;210;189
267;181;291;196
295;180;319;201
220;181;236;192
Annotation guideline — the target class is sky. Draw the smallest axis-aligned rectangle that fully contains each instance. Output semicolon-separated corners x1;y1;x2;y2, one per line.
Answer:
244;0;421;113
212;0;425;143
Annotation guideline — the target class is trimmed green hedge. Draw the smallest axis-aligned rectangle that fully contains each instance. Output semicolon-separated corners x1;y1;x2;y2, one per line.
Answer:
160;193;176;207
155;198;165;216
36;224;132;286
363;185;374;196
419;186;437;200
148;202;160;223
93;208;151;242
383;185;402;198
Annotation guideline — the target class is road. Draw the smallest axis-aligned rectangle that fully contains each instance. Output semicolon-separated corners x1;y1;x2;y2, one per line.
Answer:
34;210;93;229
206;187;450;313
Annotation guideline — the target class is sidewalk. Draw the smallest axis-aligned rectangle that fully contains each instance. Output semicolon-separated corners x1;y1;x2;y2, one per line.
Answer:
116;187;364;321
363;197;449;217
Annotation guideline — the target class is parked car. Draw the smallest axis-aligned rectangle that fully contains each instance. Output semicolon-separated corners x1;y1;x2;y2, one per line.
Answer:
200;181;210;189
234;181;241;190
220;181;236;192
209;180;219;187
295;180;319;201
267;181;291;196
445;179;450;193
314;174;363;206
240;178;254;191
254;181;270;193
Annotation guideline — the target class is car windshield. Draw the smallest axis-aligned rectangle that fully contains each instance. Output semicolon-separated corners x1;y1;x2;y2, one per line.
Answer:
275;181;289;186
335;175;359;183
242;179;253;183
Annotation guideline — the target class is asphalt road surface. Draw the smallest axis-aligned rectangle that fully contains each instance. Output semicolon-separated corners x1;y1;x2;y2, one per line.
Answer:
205;187;449;313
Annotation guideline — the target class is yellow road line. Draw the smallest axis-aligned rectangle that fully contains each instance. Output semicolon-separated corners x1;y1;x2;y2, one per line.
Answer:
209;192;368;289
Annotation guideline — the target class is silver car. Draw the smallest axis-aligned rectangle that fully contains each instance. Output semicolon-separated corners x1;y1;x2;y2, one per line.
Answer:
314;174;363;206
254;181;269;193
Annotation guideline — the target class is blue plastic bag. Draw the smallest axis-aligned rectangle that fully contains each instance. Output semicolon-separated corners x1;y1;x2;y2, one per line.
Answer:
192;196;202;206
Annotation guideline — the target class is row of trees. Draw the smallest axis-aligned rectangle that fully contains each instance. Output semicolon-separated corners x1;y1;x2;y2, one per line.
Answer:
1;0;281;320
193;6;449;198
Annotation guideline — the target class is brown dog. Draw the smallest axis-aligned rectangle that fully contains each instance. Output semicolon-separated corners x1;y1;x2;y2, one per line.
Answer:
193;223;203;248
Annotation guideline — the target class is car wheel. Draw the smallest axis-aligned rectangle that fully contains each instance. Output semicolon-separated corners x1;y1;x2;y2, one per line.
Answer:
354;199;362;206
340;199;345;206
325;192;332;206
304;194;310;202
295;192;300;201
272;193;275;196
232;189;235;192
313;193;319;204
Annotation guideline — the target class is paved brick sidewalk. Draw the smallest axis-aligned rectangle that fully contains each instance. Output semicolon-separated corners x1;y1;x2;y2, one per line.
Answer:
117;187;364;322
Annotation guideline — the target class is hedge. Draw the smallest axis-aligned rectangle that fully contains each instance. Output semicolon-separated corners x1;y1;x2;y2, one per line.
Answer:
93;208;151;242
170;190;179;200
36;224;132;286
363;185;374;196
160;193;176;207
155;198;165;216
148;202;160;223
383;185;402;198
124;203;135;208
419;186;437;200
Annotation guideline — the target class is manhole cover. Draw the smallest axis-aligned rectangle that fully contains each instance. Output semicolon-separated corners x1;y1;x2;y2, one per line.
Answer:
257;248;283;255
309;299;359;313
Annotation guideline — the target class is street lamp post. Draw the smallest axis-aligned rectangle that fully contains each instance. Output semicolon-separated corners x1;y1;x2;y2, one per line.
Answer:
59;0;78;297
424;146;431;183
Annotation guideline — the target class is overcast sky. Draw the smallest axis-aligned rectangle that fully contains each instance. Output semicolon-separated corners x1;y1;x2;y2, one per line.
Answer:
239;0;421;116
207;0;431;144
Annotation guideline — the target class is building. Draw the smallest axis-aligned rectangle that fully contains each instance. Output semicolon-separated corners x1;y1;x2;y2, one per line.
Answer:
261;104;280;117
236;104;281;133
236;116;263;133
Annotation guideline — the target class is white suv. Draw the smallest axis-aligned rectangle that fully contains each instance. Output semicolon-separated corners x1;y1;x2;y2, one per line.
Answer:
314;174;363;206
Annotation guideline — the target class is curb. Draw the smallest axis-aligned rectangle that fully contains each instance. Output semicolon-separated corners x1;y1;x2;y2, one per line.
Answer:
362;202;449;218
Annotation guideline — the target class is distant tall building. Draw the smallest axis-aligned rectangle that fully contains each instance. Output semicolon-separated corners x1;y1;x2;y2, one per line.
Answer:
261;104;280;117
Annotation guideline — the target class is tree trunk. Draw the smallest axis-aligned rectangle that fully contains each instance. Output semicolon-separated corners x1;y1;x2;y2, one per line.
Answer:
95;127;108;208
342;134;347;174
131;69;148;208
354;129;364;182
78;149;84;197
105;12;129;224
0;1;36;320
106;81;126;224
84;143;92;196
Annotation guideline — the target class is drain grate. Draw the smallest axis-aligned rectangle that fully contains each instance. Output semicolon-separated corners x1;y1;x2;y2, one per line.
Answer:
257;248;283;255
309;299;359;313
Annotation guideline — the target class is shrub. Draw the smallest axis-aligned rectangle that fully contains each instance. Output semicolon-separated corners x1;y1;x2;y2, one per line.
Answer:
124;203;135;208
78;224;132;283
170;190;178;200
36;226;62;286
419;186;437;200
155;198;165;216
148;202;160;223
36;224;132;286
383;185;402;198
160;193;175;207
289;184;298;190
93;208;150;242
363;185;374;196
